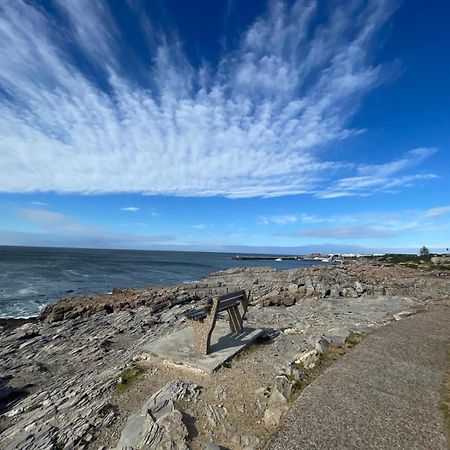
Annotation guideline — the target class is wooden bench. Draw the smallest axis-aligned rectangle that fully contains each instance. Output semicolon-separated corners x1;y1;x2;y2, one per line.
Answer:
185;289;250;356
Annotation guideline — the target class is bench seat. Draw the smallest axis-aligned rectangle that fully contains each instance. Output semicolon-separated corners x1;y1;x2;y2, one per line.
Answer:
184;289;250;356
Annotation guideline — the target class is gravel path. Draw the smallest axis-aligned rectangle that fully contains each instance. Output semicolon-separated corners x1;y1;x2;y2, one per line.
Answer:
266;307;450;450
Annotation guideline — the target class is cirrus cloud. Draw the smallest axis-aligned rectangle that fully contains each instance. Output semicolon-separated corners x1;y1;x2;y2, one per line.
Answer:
0;0;432;199
120;206;140;212
292;225;396;239
426;205;450;218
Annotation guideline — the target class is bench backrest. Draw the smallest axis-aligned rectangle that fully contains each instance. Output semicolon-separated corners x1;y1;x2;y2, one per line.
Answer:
185;289;249;320
217;289;246;312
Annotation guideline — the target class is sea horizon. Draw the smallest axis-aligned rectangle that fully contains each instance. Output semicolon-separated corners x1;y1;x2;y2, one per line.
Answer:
0;245;326;319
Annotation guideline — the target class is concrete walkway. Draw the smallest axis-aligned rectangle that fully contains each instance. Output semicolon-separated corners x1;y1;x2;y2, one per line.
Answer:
266;307;450;450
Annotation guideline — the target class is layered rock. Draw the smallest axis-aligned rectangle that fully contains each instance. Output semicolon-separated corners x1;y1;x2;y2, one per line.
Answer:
116;379;199;450
39;262;450;323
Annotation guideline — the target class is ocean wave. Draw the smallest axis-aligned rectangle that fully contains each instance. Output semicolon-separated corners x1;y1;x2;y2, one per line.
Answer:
63;270;90;278
0;305;39;319
17;287;39;296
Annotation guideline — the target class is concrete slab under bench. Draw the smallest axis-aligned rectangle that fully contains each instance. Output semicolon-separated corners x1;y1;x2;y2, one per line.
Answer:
141;321;264;374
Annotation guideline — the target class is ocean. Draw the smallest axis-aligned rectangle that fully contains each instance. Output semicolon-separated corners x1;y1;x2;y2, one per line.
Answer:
0;246;324;319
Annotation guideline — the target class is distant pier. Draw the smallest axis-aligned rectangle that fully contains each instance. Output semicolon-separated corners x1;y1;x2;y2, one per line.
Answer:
232;255;301;261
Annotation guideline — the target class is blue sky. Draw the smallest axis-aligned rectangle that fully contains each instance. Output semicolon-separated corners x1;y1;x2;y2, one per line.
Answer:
0;0;449;253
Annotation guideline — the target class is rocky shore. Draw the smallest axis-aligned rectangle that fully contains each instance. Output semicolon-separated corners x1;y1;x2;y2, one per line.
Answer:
0;261;449;449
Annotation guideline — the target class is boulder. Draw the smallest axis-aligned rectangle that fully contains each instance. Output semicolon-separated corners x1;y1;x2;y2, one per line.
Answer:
314;336;331;354
269;375;291;404
116;379;198;450
322;328;351;348
263;404;289;428
307;333;332;354
280;294;296;307
431;256;450;265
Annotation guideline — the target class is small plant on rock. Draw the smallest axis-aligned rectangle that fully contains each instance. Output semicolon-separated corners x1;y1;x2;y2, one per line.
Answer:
114;364;144;395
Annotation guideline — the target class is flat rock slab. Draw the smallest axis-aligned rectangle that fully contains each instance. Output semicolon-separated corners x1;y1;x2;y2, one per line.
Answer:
142;322;264;373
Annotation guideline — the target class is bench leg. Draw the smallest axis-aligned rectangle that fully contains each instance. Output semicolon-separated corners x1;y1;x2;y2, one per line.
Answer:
227;290;250;334
227;306;243;334
191;320;214;356
189;297;220;356
237;289;250;321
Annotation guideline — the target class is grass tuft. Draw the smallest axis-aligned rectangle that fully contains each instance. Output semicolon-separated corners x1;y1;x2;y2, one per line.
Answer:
114;365;144;395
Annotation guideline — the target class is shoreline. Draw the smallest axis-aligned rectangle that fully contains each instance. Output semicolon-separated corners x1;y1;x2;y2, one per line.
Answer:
1;256;448;325
0;246;333;321
0;316;38;331
2;253;448;323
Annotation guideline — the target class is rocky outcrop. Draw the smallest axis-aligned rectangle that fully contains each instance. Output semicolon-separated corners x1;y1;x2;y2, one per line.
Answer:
39;287;204;323
39;263;450;323
116;379;199;450
207;264;450;307
431;255;450;265
0;303;194;450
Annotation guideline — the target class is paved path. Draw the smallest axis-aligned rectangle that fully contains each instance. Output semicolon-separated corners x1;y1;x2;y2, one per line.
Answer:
266;307;450;450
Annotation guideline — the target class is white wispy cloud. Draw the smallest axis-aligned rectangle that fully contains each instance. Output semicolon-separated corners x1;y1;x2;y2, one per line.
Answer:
19;208;94;234
191;224;208;230
259;214;299;225
318;148;437;198
276;206;444;241
15;207;172;245
426;205;450;218
31;201;49;206
120;206;140;212
0;0;426;199
293;225;396;239
298;213;328;223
